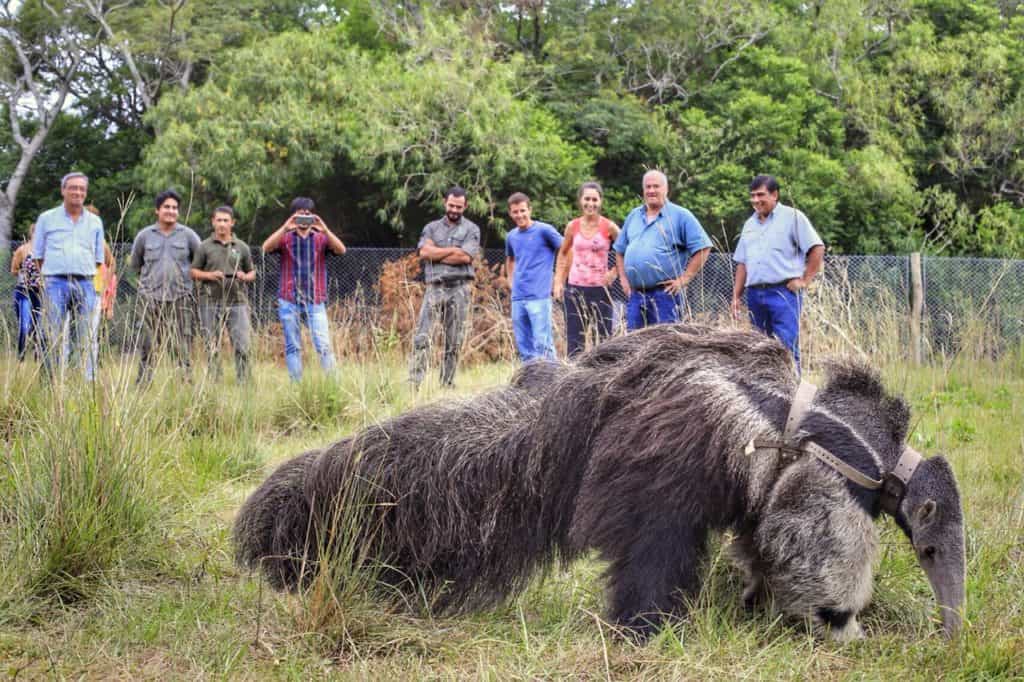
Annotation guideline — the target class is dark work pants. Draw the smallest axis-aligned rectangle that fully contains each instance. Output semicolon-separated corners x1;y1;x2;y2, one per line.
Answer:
563;284;613;357
136;296;194;384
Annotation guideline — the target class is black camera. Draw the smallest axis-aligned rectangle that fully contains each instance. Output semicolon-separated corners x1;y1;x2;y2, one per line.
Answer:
294;215;315;226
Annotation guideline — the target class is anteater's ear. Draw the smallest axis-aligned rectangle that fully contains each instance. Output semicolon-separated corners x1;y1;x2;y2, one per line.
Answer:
881;393;910;444
821;359;886;402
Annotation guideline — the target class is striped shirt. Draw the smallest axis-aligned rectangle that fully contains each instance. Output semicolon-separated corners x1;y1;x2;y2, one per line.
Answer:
277;231;329;304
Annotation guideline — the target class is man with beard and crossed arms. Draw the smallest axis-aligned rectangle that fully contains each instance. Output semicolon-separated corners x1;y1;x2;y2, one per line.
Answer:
408;186;481;390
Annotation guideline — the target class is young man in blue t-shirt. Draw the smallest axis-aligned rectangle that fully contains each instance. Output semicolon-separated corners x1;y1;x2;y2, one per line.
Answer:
504;192;563;361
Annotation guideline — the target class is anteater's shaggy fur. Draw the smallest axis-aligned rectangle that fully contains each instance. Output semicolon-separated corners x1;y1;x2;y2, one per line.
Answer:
235;324;961;639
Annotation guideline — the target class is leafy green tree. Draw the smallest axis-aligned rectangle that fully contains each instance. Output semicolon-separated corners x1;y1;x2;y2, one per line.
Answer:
142;18;593;243
77;0;315;129
1;110;146;240
0;0;99;250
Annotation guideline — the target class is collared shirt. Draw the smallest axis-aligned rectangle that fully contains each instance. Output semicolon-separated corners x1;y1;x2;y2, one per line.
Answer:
733;203;823;286
275;230;330;304
505;221;563;301
613;200;712;289
130;223;202;301
31;205;104;277
418;216;481;283
192;236;255;306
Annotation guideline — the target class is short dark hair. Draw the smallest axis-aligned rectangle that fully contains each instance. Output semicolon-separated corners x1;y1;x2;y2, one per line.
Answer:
212;205;235;219
290;197;315;213
507;192;530;207
155;189;182;209
750;175;779;194
444;186;467;201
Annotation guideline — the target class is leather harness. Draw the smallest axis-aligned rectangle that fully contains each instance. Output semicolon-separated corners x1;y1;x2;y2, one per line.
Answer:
744;381;923;515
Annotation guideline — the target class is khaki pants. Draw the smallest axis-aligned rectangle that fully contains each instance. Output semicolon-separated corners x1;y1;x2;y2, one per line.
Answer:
199;303;252;383
409;280;471;387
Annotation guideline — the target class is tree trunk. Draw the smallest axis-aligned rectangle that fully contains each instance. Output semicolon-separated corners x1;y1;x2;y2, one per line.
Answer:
0;197;13;254
0;131;47;253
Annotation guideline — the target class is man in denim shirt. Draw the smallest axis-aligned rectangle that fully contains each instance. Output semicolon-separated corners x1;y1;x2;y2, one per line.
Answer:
31;172;105;381
409;186;480;389
261;196;347;381
731;175;824;371
614;170;712;330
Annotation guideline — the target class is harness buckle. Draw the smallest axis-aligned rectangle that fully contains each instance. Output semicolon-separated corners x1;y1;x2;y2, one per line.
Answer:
880;474;906;515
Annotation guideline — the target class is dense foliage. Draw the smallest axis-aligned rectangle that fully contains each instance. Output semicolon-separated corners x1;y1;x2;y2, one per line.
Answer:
3;0;1023;254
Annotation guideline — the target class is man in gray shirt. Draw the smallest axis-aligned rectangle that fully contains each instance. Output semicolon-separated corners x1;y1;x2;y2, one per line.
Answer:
130;189;201;384
408;186;480;389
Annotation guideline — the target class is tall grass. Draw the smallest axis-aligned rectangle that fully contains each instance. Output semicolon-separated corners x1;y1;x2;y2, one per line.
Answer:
1;363;161;610
0;319;416;622
0;272;1021;675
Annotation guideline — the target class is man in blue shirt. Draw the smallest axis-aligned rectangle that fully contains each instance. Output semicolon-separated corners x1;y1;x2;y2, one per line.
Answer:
614;170;712;330
31;172;105;381
731;175;824;370
505;192;563;361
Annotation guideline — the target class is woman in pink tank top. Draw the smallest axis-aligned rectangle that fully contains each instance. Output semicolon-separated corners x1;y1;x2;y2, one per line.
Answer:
554;182;620;357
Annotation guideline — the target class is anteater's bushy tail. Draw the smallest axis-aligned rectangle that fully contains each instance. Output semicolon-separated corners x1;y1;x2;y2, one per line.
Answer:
232;374;591;612
233;449;322;590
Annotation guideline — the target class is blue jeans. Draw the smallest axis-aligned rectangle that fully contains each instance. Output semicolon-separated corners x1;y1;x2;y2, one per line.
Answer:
277;298;336;381
43;275;97;380
626;289;682;330
747;284;802;371
14;287;42;361
511;298;555;362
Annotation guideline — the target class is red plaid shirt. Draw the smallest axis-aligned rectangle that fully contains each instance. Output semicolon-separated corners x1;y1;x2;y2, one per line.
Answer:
277;231;329;304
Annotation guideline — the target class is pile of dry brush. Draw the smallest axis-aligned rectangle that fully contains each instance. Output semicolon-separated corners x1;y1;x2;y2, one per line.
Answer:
255;254;520;366
374;253;516;363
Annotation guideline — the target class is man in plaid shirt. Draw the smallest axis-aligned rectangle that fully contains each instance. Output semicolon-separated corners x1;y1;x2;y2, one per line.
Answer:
261;197;347;381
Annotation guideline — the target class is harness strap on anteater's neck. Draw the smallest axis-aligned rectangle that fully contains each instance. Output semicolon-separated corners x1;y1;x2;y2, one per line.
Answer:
879;445;923;515
783;380;817;442
745;380;925;514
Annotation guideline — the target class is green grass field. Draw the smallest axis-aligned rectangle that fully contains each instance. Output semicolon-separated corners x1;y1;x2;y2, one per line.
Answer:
1;348;1022;680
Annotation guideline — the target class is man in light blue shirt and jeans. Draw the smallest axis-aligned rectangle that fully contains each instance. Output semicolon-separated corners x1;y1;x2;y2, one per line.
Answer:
505;192;563;361
31;172;105;381
614;170;712;330
731;175;824;371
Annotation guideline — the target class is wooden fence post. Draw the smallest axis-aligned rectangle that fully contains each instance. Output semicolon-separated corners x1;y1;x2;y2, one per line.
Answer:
909;252;923;365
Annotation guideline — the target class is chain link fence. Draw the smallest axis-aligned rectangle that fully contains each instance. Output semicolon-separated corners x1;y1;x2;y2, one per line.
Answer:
4;245;1023;362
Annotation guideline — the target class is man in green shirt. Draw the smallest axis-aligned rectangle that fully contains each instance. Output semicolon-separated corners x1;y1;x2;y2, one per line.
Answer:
190;206;256;383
